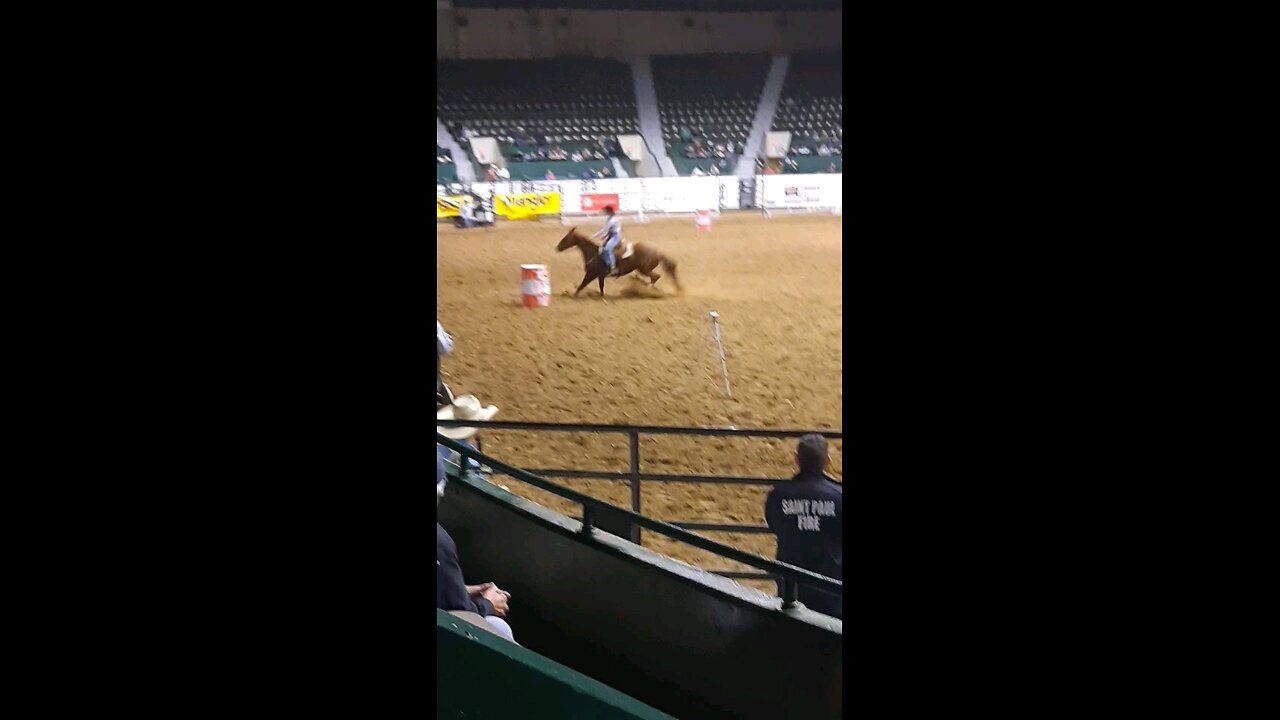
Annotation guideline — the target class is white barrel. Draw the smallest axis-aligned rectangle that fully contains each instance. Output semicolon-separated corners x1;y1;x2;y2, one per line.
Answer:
521;264;549;308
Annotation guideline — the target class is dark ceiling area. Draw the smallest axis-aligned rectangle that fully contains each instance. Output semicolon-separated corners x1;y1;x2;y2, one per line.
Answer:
450;1;841;11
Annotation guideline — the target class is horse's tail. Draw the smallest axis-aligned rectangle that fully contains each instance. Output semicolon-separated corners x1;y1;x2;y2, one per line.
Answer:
662;256;682;292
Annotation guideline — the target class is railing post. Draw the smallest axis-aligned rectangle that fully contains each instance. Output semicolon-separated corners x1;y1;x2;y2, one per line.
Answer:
582;505;594;535
781;577;798;610
629;430;641;545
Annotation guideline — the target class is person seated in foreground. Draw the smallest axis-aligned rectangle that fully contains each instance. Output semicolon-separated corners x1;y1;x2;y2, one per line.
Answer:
436;320;453;404
437;394;499;475
437;454;517;643
764;433;843;619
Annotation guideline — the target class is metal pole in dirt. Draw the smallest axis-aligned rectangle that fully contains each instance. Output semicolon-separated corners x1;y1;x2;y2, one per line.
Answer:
709;311;732;398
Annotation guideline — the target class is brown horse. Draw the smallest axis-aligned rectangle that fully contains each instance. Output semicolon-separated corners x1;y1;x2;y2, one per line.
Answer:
556;227;681;298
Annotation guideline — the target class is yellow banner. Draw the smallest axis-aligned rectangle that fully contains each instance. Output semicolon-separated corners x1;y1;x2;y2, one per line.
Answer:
496;192;560;220
436;195;467;218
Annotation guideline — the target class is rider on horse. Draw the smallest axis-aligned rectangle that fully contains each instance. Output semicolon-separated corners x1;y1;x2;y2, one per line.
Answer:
592;205;623;276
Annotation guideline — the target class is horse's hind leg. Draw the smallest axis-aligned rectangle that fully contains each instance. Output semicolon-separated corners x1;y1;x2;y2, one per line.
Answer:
597;274;606;299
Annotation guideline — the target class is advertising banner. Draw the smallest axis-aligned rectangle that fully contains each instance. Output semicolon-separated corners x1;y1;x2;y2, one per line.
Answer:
580;193;620;213
759;175;842;208
496;192;561;220
784;185;821;203
436;195;467;218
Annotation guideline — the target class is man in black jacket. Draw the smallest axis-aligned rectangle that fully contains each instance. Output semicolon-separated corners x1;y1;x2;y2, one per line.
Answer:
437;453;516;642
764;434;843;618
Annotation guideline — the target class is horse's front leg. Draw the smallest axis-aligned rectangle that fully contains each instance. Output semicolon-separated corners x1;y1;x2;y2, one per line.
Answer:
574;272;594;297
597;273;606;299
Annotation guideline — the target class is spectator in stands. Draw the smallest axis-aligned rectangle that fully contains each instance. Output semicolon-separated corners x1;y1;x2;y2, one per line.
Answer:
684;145;696;159
784;156;799;173
437;454;517;644
679;126;693;143
691;166;706;177
496;165;510;181
545;169;556;181
827;162;838;173
600;165;613;178
709;164;720;176
818;143;832;156
763;164;778;175
764;434;842;619
570;151;582;163
486;165;499;182
797;145;812;156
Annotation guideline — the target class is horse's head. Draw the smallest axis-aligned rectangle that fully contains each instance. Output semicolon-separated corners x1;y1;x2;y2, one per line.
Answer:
556;228;579;252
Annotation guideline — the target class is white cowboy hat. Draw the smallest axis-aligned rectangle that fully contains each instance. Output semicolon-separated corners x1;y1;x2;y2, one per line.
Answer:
436;395;498;440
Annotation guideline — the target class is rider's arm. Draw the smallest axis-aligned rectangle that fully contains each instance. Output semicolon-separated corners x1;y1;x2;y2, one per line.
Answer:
437;321;453;355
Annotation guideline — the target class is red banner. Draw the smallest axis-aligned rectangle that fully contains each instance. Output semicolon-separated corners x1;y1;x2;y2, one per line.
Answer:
580;193;620;213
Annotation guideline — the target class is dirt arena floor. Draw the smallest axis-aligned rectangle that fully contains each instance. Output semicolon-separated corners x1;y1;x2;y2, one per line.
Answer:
437;211;842;592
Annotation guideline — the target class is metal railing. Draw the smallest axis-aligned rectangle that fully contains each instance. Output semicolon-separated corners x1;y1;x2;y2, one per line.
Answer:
437;433;841;608
435;419;841;581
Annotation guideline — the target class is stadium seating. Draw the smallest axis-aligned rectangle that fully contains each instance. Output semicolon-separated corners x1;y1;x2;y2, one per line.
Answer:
771;51;842;163
436;58;639;175
654;53;769;176
784;155;842;174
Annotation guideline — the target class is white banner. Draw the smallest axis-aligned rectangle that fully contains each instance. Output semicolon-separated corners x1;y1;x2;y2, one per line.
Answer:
618;134;646;162
636;177;722;213
765;131;792;158
759;174;843;209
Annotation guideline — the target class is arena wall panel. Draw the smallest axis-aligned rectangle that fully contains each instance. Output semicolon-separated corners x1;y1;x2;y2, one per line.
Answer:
438;471;842;720
449;174;842;214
